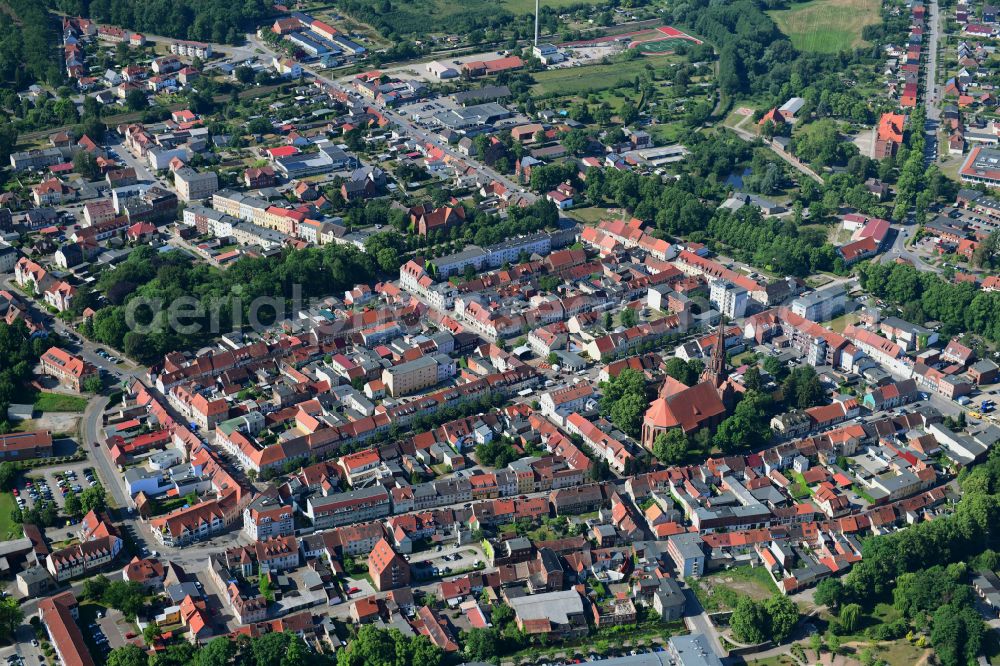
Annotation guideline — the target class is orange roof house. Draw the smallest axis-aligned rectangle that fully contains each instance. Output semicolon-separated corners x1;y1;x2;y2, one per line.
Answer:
759;108;785;126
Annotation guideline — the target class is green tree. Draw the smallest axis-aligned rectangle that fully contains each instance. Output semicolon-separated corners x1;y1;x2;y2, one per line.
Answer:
491;603;514;628
125;88;148;111
652;428;689;465
713;390;772;453
813;578;844;610
375;247;399;274
82;574;110;601
337;626;442;666
259;574;274;602
610;391;646;438
0;124;18;166
931;604;985;666
73;150;99;179
743;366;763;392
235;66;254;84
619;101;638;125
664;358;703;386
106;644;147;666
198;637;236;666
143;623;162;645
0;463;16;491
0;597;22;641
463;627;499;661
730;596;768;644
783;365;824;409
149;642;197;666
252;631;290;666
620;307;637;328
561;130;587;156
599;369;646;413
762;355;784;380
280;635;310;666
765;594;799;643
81;485;108;514
64;491;82;517
83;375;103;393
103;580;146;619
838;603;862;634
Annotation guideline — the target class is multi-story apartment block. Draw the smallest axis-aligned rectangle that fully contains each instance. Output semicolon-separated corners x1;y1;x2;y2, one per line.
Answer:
305;486;391;529
382;355;439;397
709;279;749;320
242;491;294;541
174;167;219;202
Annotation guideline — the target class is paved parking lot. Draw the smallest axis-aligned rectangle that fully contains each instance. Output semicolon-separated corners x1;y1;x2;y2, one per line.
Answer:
17;462;97;511
98;609;136;650
410;543;485;581
80;607;136;661
0;625;45;666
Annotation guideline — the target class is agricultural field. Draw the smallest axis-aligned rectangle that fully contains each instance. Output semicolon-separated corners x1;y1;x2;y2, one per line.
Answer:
503;0;601;13
338;0;521;37
768;0;881;53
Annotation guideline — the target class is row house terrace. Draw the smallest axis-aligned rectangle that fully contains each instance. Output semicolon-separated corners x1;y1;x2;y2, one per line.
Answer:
224;535;300;576
564;412;637;474
149;498;228;547
46;535;123;582
155;339;285;392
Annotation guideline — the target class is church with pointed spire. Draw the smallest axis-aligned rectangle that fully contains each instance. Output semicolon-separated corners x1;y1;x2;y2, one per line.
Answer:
640;320;742;452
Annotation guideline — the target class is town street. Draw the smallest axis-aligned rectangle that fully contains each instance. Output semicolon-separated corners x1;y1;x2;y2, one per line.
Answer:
923;0;941;165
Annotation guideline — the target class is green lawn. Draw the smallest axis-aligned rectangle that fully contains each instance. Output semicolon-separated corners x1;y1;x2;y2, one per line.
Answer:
34;392;88;413
647;122;685;144
827;311;860;333
0;494;22;540
568;206;614;225
726;565;781;596
747;657;798;666
531;58;673;97
788;470;814;498
768;0;881;53
148;495;194;516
